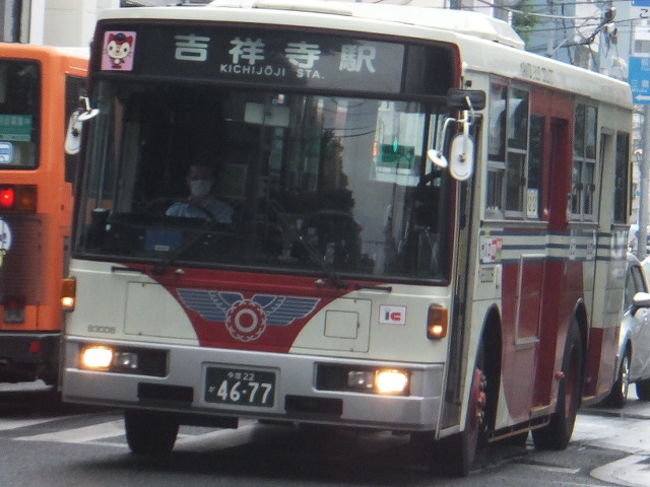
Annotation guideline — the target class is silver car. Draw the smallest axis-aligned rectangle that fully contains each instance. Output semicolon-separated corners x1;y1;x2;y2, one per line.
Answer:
606;253;650;407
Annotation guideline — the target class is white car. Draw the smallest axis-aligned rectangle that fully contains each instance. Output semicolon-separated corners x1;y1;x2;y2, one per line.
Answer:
606;254;650;407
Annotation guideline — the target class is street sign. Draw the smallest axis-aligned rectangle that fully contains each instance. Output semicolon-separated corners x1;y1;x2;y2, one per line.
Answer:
629;56;650;104
633;0;650;6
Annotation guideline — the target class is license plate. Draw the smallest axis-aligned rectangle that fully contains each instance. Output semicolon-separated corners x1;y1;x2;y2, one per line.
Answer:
205;367;275;407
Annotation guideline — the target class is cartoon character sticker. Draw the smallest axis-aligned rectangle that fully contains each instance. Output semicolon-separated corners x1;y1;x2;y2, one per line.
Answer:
101;31;136;71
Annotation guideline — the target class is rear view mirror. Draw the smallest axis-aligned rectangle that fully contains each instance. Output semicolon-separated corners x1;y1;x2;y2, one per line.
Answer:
448;133;474;181
64;110;83;155
633;291;650;309
427;88;484;181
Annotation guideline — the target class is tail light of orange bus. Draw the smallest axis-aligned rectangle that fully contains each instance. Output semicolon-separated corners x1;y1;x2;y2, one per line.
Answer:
0;185;37;212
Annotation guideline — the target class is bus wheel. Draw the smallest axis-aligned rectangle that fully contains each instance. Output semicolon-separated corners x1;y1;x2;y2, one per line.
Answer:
124;409;179;456
438;366;487;477
532;321;582;450
605;349;630;408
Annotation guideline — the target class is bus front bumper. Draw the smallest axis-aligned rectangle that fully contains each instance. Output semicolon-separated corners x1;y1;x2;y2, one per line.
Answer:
62;338;445;432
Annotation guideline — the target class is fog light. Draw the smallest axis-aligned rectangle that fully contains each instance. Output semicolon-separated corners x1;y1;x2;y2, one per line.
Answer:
80;346;113;369
376;369;409;394
114;351;138;370
347;370;375;390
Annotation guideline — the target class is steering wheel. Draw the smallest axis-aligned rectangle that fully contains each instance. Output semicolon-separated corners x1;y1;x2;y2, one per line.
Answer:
141;197;217;222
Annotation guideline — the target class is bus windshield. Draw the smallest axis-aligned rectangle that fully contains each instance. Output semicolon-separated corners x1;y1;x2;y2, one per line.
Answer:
0;60;39;168
75;80;452;281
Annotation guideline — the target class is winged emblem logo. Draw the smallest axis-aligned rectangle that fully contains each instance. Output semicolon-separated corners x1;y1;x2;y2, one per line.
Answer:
177;289;320;342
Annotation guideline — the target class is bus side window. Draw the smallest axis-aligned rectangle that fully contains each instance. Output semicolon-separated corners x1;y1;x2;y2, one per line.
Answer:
64;75;87;185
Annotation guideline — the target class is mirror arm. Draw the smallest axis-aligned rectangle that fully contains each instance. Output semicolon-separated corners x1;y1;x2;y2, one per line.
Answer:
77;96;100;122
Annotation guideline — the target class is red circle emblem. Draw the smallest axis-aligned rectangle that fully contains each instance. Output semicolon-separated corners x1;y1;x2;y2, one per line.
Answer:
225;299;267;342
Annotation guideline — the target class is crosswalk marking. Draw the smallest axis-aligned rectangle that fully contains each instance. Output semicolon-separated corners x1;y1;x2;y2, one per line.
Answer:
0;417;70;431
7;418;263;449
14;420;124;443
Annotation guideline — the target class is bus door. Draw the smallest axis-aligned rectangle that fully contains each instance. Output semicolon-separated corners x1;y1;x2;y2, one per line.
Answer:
533;114;571;408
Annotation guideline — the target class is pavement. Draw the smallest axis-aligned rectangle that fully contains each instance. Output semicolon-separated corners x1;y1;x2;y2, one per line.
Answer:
575;393;650;487
3;381;650;485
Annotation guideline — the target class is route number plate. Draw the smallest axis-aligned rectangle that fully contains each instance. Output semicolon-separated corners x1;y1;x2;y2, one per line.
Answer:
205;367;275;407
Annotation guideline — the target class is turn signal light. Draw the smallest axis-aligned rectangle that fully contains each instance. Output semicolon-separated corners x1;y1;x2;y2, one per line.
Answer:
61;278;76;311
427;304;448;340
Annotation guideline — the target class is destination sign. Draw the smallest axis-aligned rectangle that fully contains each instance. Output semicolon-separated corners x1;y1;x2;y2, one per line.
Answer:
95;22;455;97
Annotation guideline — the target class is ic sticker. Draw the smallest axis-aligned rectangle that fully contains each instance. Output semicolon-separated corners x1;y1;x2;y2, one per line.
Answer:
379;305;406;325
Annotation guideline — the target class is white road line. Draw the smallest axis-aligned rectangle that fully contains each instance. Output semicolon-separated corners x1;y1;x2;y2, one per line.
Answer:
0;417;70;431
174;423;260;452
13;420;125;443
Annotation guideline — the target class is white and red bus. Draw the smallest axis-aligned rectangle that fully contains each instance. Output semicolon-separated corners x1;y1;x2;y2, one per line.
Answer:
0;43;87;385
61;1;632;476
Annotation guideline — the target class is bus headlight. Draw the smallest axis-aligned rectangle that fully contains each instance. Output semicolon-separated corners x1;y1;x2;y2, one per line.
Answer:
375;369;409;394
76;344;167;376
319;365;411;395
80;346;113;370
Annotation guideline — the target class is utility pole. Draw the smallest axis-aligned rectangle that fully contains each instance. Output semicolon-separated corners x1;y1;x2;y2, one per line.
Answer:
638;105;650;260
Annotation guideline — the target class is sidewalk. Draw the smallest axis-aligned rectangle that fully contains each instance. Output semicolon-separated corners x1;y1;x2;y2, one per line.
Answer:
576;398;650;487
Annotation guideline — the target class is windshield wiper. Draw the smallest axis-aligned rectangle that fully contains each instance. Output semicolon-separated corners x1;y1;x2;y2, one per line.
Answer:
293;232;348;289
267;200;347;289
152;219;215;275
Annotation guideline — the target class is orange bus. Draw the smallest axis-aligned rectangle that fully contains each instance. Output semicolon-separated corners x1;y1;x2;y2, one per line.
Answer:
0;43;87;385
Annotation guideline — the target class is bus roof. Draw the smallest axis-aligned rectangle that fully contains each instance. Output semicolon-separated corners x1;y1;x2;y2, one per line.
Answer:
0;42;88;59
97;0;632;108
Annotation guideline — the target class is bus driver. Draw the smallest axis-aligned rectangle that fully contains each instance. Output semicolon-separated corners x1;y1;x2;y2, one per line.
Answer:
166;164;233;224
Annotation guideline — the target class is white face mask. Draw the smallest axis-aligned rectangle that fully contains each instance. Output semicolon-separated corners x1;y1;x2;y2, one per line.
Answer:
190;179;213;198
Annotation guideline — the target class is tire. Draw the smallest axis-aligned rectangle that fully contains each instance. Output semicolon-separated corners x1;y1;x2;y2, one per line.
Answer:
124;409;179;456
636;378;650;401
532;320;583;450
605;349;630;408
437;347;488;477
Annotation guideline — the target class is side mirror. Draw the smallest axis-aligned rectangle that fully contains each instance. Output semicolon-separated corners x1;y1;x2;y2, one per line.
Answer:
633;291;650;309
427;89;485;181
448;133;474;181
64;110;83;155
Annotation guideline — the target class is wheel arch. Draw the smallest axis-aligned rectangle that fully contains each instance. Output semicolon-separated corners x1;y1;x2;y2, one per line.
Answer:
480;305;502;432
